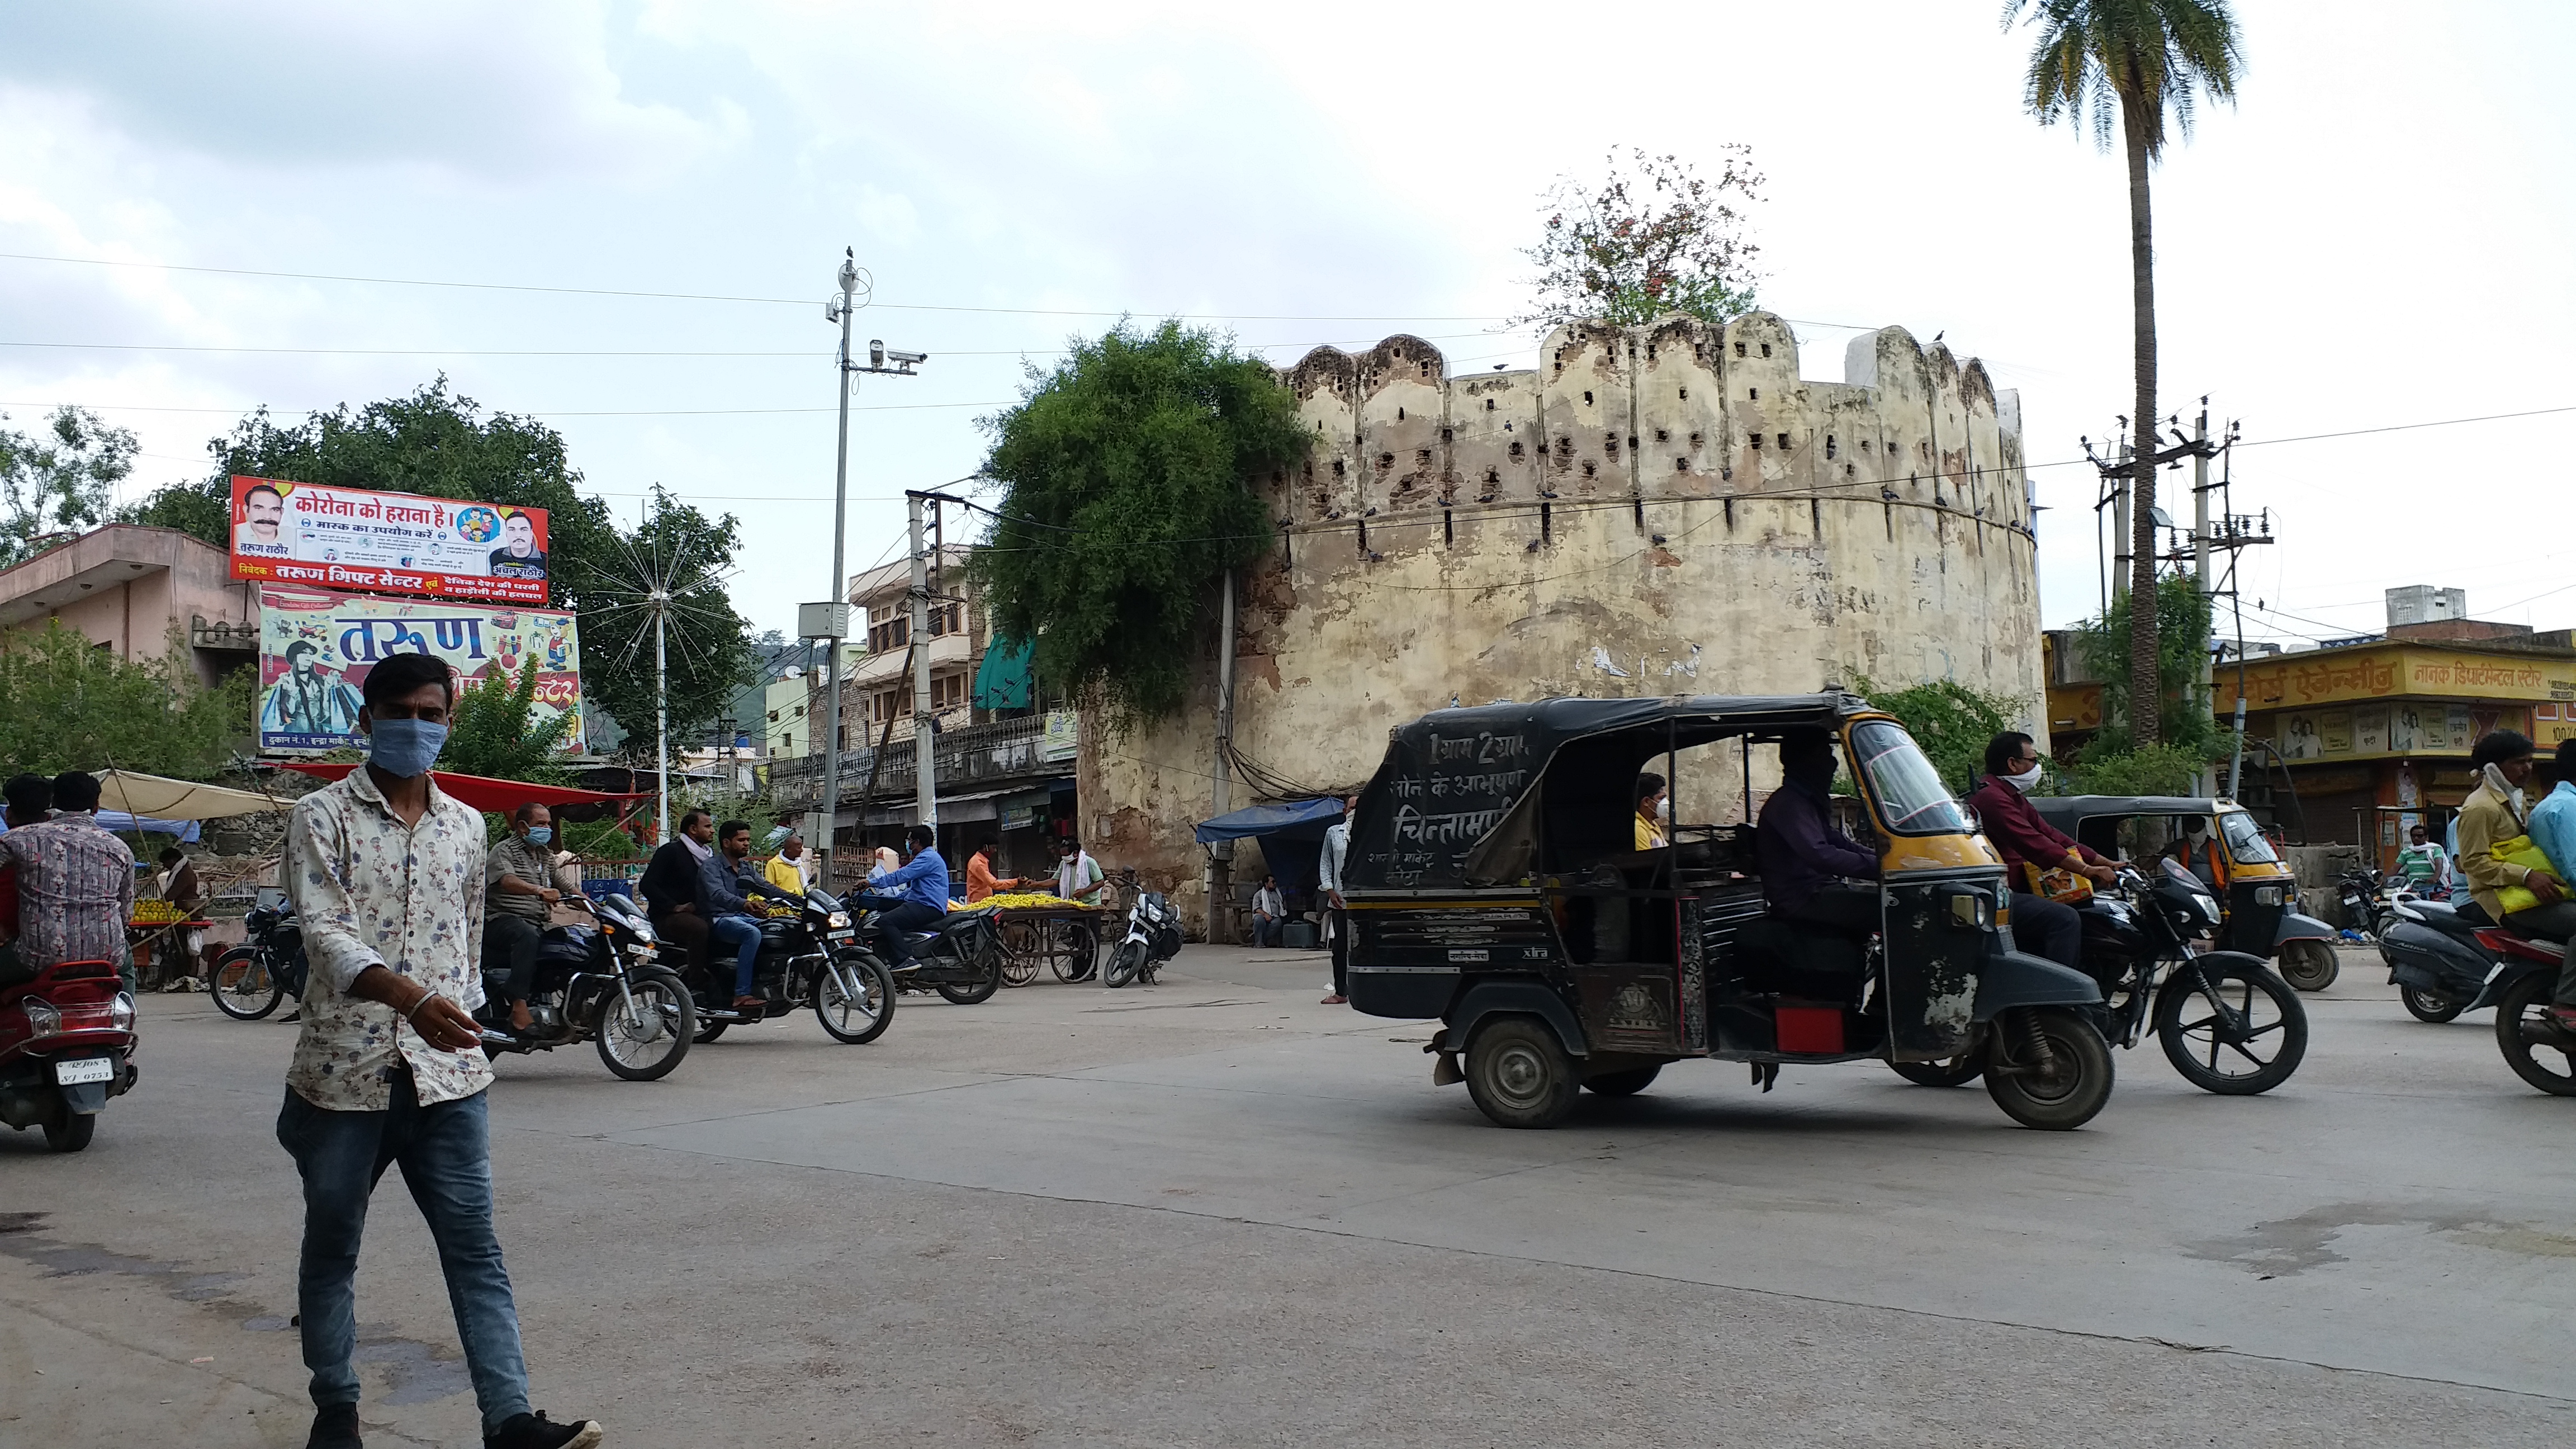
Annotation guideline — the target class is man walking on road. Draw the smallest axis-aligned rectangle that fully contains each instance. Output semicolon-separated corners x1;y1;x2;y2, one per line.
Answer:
277;651;602;1449
1319;795;1354;1005
0;769;137;995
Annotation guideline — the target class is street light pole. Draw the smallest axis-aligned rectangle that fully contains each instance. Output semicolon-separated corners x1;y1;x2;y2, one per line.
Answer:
817;250;860;887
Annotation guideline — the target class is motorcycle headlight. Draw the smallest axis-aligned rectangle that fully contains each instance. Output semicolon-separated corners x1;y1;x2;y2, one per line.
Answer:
826;911;850;929
23;1000;60;1037
109;993;136;1031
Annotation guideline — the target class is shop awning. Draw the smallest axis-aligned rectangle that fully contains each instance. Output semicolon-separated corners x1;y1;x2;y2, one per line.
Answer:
1194;797;1344;845
92;769;291;821
273;763;650;815
861;787;1015;827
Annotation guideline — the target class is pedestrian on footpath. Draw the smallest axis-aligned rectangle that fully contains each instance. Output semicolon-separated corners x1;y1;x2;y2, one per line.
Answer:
277;651;603;1449
1319;795;1353;1005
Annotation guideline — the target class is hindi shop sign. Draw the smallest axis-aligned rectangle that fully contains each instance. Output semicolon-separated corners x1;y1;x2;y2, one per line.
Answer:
228;475;552;605
257;585;585;755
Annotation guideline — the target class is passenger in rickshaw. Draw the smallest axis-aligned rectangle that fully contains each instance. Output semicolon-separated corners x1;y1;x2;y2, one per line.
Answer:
1965;731;2118;971
1633;773;1671;851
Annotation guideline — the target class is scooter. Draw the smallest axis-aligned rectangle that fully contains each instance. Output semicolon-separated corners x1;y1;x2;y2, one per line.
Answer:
1102;871;1182;988
2464;925;2576;1096
2378;894;2497;1022
855;902;1007;1005
2335;866;2390;940
2271;889;2344;992
0;959;138;1153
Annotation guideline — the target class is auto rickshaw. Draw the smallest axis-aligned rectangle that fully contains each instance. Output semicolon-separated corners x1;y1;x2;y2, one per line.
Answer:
1343;693;2116;1130
2028;795;2338;989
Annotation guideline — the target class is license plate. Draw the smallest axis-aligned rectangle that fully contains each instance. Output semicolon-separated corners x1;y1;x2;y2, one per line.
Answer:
54;1057;115;1086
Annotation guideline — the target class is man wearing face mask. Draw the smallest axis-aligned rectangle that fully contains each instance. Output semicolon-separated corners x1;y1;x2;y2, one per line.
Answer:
1755;731;1882;935
277;651;603;1449
2455;730;2576;1034
481;803;561;1037
1968;732;2117;972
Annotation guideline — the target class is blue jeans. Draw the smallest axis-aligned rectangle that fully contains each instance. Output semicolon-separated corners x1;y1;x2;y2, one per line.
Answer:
711;913;763;995
276;1077;528;1434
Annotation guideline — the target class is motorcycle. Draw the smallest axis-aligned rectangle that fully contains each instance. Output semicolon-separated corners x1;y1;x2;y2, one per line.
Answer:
2465;925;2576;1096
681;879;897;1043
853;899;1007;1005
1102;872;1181;988
0;959;138;1153
2335;866;2391;939
208;892;310;1021
1895;861;2308;1094
2377;894;2497;1023
473;893;694;1081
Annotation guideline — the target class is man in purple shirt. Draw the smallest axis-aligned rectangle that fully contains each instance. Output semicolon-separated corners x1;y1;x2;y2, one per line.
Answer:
1755;731;1881;934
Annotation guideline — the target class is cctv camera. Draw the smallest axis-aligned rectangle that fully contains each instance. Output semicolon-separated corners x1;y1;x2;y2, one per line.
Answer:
886;348;928;366
868;340;885;367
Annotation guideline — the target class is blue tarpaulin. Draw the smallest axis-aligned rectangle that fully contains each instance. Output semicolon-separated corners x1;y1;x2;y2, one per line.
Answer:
0;811;200;844
1194;797;1344;845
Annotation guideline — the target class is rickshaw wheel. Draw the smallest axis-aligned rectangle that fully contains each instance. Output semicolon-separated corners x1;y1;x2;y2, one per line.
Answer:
1890;1055;1983;1088
1582;1065;1660;1097
1464;1017;1579;1128
1982;1008;2114;1130
2277;940;2339;992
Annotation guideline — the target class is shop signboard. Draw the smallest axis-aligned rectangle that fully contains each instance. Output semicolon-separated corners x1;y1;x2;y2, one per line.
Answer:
228;475;552;605
256;585;584;754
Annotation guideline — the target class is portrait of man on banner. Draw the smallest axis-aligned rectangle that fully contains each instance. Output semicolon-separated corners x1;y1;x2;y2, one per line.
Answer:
259;640;363;739
487;509;550;582
235;480;291;558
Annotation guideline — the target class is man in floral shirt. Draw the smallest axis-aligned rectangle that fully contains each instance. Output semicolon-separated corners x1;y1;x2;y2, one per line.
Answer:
278;651;603;1449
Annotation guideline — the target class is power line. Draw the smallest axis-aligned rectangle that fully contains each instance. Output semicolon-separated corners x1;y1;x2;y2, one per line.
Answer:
2;398;1009;418
0;328;1508;360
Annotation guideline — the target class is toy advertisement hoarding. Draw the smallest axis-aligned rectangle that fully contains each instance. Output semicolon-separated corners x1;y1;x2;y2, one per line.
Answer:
257;585;585;755
228;475;552;605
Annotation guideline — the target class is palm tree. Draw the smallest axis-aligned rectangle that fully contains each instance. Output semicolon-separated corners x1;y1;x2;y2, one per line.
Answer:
2009;0;2242;747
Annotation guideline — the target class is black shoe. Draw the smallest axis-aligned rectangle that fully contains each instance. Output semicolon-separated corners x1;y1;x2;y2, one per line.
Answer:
485;1410;603;1449
307;1402;362;1449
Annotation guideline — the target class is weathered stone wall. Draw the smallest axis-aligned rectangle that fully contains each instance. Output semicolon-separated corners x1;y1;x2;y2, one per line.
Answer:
1077;312;2045;930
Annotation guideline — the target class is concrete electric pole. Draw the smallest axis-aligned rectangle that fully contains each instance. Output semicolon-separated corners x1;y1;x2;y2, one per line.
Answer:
907;493;937;830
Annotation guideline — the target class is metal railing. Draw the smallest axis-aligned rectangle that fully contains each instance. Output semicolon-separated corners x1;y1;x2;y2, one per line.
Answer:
770;713;1063;810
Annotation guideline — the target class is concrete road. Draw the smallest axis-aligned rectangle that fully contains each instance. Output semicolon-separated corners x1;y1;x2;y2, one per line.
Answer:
4;945;2571;1447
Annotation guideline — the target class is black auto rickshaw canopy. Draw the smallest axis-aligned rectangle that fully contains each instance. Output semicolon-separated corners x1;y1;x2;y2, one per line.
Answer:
1346;692;1878;892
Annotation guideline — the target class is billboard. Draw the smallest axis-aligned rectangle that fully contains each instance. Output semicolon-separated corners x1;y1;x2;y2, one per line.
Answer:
229;475;552;605
257;585;585;755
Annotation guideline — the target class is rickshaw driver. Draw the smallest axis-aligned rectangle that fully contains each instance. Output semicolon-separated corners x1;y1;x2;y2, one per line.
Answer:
1754;731;1882;936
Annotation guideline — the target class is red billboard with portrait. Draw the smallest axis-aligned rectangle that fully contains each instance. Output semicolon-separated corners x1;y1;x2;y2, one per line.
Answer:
226;475;551;605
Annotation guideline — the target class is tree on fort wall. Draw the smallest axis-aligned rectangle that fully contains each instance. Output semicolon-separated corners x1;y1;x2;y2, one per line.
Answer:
1514;147;1765;331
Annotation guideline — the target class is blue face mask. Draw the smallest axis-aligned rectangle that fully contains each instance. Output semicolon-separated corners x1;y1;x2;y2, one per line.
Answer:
366;717;448;778
525;826;553;846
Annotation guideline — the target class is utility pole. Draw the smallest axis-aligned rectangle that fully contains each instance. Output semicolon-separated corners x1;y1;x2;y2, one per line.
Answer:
812;247;925;886
2193;399;2214;794
907;493;937;830
1206;569;1238;940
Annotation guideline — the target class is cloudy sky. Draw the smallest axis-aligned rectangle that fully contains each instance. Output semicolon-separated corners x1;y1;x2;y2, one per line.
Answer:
3;1;2569;652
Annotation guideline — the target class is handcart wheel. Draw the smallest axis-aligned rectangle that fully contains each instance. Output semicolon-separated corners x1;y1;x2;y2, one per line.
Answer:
998;921;1043;987
1048;918;1101;982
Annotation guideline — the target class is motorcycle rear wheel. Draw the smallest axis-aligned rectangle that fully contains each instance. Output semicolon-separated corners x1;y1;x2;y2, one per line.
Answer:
935;945;1005;1006
1102;940;1145;989
42;1110;95;1153
594;972;693;1081
816;956;896;1043
2493;972;2576;1096
2157;957;2307;1095
2399;984;2467;1024
209;948;284;1021
2276;939;2340;992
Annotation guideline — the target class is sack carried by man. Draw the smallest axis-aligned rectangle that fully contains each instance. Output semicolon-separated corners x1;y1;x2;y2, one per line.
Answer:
2489;834;2565;915
2023;861;2094;906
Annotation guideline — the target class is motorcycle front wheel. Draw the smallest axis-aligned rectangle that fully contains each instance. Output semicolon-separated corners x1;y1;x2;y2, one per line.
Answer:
2156;955;2307;1095
816;955;896;1043
1102;940;1145;989
594;972;694;1081
209;948;284;1021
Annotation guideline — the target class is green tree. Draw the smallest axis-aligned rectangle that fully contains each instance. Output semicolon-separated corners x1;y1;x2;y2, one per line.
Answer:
117;379;756;742
0;623;250;779
1514;147;1765;330
443;659;575;784
0;406;136;567
970;321;1310;728
2072;570;2216;755
2062;741;2206;795
1855;676;2030;794
2009;0;2243;747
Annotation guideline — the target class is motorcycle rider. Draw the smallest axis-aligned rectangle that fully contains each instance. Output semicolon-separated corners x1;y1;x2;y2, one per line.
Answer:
2455;729;2576;1033
705;820;791;1008
1965;732;2119;972
482;804;560;1036
853;825;949;966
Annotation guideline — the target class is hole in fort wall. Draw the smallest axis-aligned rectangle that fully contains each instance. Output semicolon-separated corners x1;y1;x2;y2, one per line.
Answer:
1734;342;1747;358
1777;433;1789;451
1678;386;1689;400
1761;343;1772;358
1584;391;1594;405
1826;435;1838;460
1485;398;1496;411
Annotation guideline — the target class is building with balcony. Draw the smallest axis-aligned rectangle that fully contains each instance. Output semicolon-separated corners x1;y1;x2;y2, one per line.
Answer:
0;524;261;686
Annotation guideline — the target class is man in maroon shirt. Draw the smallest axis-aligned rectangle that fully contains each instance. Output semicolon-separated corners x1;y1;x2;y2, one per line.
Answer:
1966;732;2118;970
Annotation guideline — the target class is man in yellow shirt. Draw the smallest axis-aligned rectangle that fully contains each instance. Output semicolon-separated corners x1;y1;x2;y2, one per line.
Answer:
764;834;811;898
2455;730;2576;1031
1634;773;1670;851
